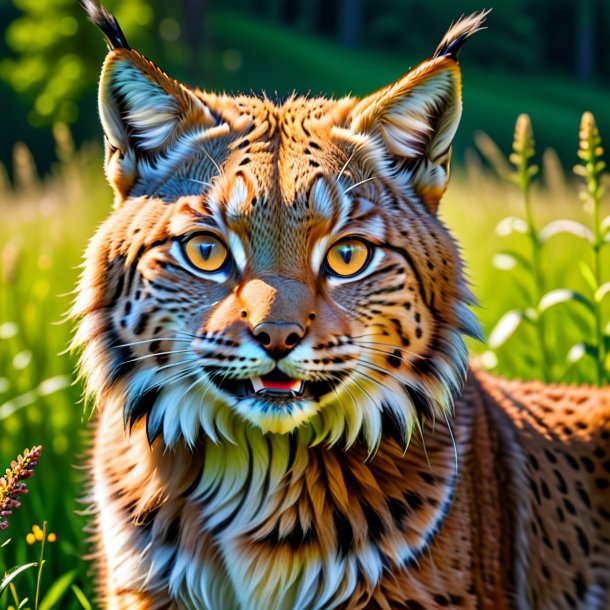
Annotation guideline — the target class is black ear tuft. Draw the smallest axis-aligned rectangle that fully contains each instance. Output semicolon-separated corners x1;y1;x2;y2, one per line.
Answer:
80;0;130;50
433;9;490;60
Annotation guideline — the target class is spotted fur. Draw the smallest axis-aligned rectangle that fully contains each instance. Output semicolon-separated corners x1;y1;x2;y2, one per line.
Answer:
74;4;610;609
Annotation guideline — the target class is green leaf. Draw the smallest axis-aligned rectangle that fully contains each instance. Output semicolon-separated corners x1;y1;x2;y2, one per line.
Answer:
488;310;525;349
18;598;29;609
601;215;610;238
38;570;76;610
580;262;598;292
566;342;597;364
492;250;532;271
70;585;91;610
595;282;610;304
0;564;38;595
538;289;594;315
538;220;594;243
495;216;528;237
523;307;538;322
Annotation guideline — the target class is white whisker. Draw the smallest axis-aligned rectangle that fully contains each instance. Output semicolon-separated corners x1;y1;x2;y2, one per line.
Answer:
343;176;377;193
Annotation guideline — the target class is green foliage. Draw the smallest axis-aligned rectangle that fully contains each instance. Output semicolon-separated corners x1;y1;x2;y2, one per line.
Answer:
482;112;609;384
0;0;158;126
0;128;104;610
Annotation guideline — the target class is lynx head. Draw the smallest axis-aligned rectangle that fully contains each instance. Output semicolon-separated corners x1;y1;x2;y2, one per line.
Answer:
73;0;485;452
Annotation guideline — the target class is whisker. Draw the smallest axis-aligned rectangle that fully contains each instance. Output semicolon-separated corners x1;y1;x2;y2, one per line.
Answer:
343;176;377;193
121;349;194;365
202;147;223;176
356;359;418;389
336;149;355;184
112;338;193;349
443;411;459;473
188;178;213;188
353;343;420;361
351;339;426;360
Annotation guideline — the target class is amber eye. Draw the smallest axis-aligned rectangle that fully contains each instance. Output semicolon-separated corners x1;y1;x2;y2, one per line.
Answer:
325;238;372;277
183;233;229;273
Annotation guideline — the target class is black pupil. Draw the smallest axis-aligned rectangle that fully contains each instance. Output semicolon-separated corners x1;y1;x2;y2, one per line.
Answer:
339;244;354;265
200;242;215;261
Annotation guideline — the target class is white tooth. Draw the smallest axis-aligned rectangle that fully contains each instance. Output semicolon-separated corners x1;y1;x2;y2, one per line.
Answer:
294;380;305;393
251;377;264;393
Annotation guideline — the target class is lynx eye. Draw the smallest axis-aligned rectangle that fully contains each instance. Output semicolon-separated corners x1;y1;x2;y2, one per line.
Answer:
325;238;372;277
183;233;229;273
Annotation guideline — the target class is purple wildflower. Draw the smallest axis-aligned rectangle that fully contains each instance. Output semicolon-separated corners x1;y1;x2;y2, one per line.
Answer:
0;446;42;530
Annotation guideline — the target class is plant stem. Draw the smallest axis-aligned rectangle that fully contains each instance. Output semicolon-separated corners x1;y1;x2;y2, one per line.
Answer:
592;179;606;385
576;112;607;385
9;582;20;607
34;521;47;610
524;187;550;381
511;114;549;381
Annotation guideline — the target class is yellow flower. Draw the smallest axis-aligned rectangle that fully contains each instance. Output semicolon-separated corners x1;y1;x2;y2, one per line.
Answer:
26;532;36;545
47;532;56;543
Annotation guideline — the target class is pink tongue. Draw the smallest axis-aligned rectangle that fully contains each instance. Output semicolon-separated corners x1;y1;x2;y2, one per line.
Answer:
254;369;303;394
261;378;297;391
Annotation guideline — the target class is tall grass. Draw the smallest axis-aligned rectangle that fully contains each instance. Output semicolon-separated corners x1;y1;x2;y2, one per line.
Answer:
474;112;609;384
0;127;105;609
0;115;607;608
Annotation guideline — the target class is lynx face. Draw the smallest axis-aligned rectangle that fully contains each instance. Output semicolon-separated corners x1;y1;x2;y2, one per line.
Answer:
73;9;484;452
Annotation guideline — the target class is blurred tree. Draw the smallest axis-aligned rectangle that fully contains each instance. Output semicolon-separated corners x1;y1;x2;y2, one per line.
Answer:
576;0;595;81
338;0;363;48
0;0;162;127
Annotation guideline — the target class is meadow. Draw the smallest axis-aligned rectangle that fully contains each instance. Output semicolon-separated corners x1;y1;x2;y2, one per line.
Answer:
1;9;609;609
1;113;608;608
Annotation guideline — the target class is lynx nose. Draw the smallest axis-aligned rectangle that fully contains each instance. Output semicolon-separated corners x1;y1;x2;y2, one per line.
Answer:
252;321;305;360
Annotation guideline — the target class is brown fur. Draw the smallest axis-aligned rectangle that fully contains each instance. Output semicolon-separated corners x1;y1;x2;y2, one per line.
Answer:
74;6;610;609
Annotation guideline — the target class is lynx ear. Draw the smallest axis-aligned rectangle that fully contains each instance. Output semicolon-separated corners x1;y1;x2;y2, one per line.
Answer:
82;0;218;199
349;11;488;214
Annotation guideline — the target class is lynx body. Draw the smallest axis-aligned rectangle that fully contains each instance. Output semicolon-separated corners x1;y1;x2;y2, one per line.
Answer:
74;3;610;608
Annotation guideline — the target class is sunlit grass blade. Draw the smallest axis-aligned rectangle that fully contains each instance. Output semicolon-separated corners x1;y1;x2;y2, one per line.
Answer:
0;563;37;595
488;309;528;349
538;219;594;243
71;584;92;610
38;569;77;610
537;289;595;315
492;250;534;272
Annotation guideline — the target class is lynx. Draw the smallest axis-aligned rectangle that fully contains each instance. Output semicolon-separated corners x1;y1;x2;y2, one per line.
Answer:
74;2;610;608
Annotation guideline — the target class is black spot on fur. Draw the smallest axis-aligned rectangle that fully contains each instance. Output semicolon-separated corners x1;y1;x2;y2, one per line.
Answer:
553;469;567;493
575;525;590;556
558;540;571;564
334;511;354;557
404;491;423;511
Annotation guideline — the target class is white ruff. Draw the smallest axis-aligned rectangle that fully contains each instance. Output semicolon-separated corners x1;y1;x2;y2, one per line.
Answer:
121;423;456;610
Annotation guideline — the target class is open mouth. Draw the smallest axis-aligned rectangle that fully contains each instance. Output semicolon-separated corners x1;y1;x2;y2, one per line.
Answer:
210;367;338;401
251;368;305;397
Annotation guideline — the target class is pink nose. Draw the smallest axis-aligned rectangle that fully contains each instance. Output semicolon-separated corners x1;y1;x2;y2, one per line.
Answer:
252;321;305;359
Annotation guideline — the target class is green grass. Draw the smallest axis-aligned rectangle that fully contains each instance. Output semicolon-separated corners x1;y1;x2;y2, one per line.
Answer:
0;134;105;609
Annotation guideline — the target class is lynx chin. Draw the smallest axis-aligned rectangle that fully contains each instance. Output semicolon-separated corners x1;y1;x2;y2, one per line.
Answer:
73;2;610;608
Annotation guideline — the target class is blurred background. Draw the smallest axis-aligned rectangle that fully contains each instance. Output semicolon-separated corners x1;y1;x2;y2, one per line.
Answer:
1;0;610;170
0;0;609;607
